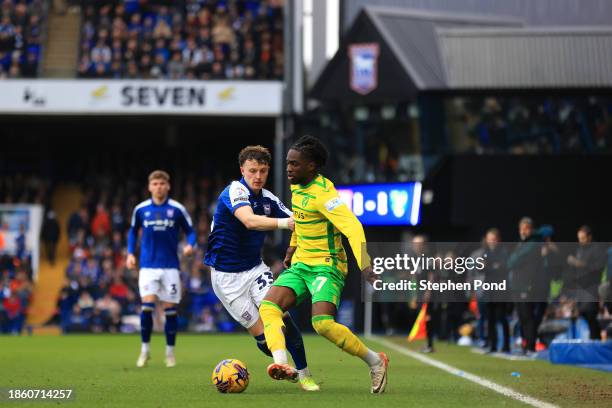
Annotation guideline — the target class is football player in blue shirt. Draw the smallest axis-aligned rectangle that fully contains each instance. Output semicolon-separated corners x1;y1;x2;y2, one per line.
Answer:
127;170;196;368
205;146;319;391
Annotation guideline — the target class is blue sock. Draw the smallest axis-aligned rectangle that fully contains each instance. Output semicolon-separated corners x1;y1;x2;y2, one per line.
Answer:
284;313;307;370
164;307;178;347
254;333;273;357
140;302;154;344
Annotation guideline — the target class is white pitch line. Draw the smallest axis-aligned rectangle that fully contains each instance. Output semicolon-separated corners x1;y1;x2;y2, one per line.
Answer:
370;337;558;408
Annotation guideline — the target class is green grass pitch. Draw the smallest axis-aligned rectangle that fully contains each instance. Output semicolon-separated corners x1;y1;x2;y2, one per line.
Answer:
1;334;610;407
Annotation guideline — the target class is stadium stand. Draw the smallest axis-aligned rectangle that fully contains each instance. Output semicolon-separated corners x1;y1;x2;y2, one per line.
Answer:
77;0;284;79
0;173;53;334
0;0;45;78
449;96;612;155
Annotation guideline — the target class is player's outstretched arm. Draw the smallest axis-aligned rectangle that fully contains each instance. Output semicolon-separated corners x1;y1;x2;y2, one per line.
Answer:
234;205;294;231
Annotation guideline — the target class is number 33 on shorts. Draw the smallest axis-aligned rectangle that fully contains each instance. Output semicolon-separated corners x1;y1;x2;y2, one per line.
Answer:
255;271;274;290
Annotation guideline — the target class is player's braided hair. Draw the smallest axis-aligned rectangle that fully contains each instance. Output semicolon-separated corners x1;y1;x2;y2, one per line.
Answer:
291;135;328;170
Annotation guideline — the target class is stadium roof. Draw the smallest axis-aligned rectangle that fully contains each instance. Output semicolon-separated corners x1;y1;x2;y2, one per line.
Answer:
367;7;523;90
343;0;612;29
310;7;612;103
438;27;612;89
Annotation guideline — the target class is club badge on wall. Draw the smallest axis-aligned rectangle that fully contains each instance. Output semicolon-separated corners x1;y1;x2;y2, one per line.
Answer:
349;43;380;95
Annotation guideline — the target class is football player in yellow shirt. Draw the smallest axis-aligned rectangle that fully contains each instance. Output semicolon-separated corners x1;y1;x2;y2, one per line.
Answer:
259;136;389;394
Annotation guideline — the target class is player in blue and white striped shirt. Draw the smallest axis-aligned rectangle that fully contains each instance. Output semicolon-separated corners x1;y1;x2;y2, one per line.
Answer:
127;170;196;368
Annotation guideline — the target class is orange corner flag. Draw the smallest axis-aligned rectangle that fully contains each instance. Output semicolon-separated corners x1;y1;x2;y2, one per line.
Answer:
407;303;428;342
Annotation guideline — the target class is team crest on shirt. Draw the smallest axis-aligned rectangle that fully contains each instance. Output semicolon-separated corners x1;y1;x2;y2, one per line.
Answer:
301;196;310;207
241;311;252;321
145;211;151;217
167;208;174;218
263;203;271;215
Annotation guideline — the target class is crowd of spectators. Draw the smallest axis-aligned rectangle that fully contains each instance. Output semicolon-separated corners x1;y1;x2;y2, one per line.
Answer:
309;96;612;185
0;262;33;334
78;0;284;80
0;174;49;334
56;171;283;333
0;220;34;334
0;0;45;79
452;96;612;155
0;173;51;205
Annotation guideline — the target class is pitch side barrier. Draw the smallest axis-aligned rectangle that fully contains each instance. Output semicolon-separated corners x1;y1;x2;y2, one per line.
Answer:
361;242;611;302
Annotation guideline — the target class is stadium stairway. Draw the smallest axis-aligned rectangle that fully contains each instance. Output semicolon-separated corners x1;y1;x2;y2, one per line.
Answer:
42;8;80;78
27;185;82;335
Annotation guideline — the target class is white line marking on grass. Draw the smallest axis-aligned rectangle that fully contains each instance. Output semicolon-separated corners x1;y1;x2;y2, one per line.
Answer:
370;337;558;408
471;348;537;361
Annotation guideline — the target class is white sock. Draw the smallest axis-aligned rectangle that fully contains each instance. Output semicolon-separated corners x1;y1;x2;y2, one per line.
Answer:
166;345;175;355
363;349;381;368
141;343;150;354
272;349;288;365
298;368;311;380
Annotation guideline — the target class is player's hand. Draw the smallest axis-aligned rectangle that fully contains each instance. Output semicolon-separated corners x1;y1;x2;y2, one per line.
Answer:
283;246;296;269
126;254;136;270
287;217;295;232
361;265;380;286
183;244;194;257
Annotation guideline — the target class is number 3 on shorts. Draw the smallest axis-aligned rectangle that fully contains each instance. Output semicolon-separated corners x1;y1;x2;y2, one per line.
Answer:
313;276;328;293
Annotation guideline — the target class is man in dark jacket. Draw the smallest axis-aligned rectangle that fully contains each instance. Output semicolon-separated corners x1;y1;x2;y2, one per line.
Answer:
565;225;605;340
507;217;543;353
483;228;510;353
41;210;60;265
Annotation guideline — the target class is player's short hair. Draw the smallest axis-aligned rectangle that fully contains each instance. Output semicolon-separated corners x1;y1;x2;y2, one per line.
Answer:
518;216;533;226
238;145;271;166
148;170;170;182
290;135;328;170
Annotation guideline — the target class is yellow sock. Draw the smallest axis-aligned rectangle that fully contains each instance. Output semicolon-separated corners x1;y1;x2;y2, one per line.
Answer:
260;301;287;354
312;315;368;359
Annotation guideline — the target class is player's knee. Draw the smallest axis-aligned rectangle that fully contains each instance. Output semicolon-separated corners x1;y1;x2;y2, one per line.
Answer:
260;301;283;322
142;302;155;313
312;316;335;336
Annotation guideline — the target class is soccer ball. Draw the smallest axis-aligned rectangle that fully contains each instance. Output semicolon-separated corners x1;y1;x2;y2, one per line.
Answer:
211;359;250;393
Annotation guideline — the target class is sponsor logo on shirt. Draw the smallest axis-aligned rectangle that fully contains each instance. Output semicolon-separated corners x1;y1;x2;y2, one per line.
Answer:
325;197;344;211
231;187;250;206
143;219;175;230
